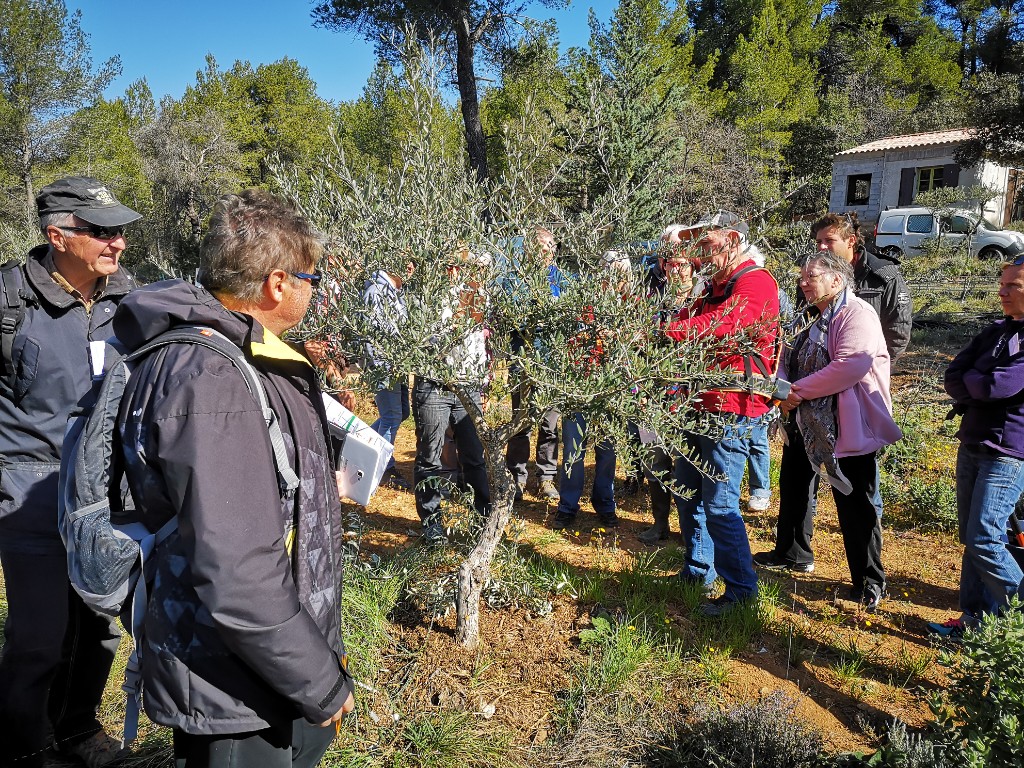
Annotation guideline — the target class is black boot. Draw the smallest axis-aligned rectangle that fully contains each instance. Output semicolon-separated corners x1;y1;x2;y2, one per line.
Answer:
638;518;669;545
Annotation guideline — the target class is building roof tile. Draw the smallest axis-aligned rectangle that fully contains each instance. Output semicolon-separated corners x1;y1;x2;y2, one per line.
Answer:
835;129;972;157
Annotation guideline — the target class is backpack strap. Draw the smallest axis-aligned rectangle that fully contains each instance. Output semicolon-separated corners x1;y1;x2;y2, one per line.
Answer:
0;261;30;379
699;265;761;307
127;327;301;497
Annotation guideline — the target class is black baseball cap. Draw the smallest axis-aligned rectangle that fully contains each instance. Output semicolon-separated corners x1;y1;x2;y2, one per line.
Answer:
35;176;142;227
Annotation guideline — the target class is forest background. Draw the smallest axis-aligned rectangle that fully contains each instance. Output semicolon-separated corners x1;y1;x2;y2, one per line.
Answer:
5;0;1024;271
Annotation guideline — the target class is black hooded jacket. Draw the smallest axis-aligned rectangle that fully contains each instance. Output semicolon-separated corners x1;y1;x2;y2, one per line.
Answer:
0;245;136;552
852;246;912;361
113;279;352;734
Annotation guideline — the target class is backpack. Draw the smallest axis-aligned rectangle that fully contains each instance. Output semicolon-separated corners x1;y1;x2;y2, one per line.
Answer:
0;259;33;380
57;325;300;746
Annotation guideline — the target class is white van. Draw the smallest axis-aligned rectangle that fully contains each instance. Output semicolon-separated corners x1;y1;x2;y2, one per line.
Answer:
873;206;1024;259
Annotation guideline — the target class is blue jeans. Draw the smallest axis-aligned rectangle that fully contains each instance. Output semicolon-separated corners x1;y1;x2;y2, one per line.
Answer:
411;378;490;523
371;382;410;471
956;443;1024;619
678;418;759;602
747;422;771;501
557;413;616;517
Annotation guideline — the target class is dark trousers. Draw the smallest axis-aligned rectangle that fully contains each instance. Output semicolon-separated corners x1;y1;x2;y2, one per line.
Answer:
0;547;121;766
412;378;490;522
775;430;818;566
506;395;559;485
776;431;885;594
646;443;690;533
173;718;334;768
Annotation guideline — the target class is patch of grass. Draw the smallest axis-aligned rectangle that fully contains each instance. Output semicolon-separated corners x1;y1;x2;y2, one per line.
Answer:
398;711;515;768
562;613;685;735
576;570;612;604
696;642;731;687
617;551;684;622
344;552;419;678
697;581;779;651
522;549;584;599
893;644;934;687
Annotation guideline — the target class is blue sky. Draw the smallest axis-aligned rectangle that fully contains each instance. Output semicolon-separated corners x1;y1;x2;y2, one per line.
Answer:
68;1;618;104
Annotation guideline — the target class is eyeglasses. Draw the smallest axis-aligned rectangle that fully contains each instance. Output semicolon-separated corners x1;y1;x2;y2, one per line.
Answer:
59;224;126;240
291;271;322;289
800;272;826;283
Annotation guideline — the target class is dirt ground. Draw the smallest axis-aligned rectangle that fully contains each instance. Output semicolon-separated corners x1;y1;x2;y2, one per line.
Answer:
351;389;961;756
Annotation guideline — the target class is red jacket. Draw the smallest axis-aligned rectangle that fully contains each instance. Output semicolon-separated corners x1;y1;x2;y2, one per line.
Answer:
664;260;780;416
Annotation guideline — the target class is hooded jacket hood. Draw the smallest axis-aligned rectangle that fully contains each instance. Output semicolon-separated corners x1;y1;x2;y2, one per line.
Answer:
113;278;254;352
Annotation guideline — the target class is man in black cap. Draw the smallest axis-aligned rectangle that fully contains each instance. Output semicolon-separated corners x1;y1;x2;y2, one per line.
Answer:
0;177;140;768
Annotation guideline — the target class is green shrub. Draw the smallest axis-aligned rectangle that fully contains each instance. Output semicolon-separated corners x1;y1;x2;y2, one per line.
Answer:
651;691;826;767
929;599;1024;768
880;399;958;533
836;720;949;767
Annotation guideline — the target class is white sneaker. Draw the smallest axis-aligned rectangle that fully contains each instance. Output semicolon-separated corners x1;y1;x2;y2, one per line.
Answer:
747;496;771;512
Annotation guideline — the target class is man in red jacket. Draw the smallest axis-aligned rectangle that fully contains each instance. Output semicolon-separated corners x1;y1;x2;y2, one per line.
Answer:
664;227;780;616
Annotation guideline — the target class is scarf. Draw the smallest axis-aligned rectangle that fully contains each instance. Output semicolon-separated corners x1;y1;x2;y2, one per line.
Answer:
789;295;853;495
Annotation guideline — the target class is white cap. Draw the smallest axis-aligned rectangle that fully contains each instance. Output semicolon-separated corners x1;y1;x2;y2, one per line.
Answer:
600;249;631;272
696;210;749;239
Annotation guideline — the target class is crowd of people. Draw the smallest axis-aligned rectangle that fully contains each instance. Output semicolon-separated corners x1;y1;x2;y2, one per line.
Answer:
0;175;1022;768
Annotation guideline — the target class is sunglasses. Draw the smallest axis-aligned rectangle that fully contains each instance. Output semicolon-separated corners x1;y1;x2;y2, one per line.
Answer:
59;224;126;240
291;271;323;289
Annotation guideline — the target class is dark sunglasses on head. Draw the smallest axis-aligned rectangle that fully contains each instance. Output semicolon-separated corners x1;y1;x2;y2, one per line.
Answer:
291;271;322;288
59;224;126;240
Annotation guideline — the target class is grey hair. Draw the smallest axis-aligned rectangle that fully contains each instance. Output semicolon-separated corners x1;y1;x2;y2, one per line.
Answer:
802;249;854;289
198;189;323;302
39;211;74;236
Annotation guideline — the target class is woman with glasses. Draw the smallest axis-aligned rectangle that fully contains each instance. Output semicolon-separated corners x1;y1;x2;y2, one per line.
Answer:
754;249;901;612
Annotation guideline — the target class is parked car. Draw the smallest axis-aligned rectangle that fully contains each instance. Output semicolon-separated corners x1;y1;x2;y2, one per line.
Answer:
873;206;1024;260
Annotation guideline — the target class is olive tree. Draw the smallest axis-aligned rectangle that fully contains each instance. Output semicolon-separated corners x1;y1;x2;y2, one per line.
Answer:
277;43;770;648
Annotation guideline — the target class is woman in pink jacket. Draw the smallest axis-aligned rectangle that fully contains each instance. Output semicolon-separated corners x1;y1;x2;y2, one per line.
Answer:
753;249;902;611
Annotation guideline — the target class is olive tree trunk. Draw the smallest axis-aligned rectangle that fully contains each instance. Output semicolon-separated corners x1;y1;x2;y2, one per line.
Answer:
455;434;517;648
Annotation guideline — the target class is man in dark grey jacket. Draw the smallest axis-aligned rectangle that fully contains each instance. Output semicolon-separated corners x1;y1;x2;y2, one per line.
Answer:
0;177;139;768
113;190;353;767
811;213;913;361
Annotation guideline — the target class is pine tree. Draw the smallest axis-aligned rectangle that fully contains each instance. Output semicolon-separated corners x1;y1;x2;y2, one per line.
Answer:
725;0;818;199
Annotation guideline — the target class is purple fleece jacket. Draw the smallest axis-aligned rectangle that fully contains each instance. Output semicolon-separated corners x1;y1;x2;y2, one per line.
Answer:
945;317;1024;459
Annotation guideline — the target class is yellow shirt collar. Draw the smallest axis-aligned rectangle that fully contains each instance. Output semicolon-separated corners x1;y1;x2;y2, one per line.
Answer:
249;328;311;367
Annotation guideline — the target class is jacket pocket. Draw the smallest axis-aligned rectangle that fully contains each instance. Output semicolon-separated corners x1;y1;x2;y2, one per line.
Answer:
11;337;39;402
0;460;61;522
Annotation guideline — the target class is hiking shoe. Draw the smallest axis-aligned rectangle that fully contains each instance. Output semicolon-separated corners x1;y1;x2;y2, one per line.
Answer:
747;495;771;512
752;551;814;573
596;512;620;528
861;586;885;613
62;731;126;768
382;468;411;491
538;478;559;499
551;512;576;530
698;595;745;618
927;617;968;639
422;523;448;546
637;523;669;545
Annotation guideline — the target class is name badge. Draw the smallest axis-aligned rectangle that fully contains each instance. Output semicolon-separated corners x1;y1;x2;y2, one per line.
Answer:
90;340;107;379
